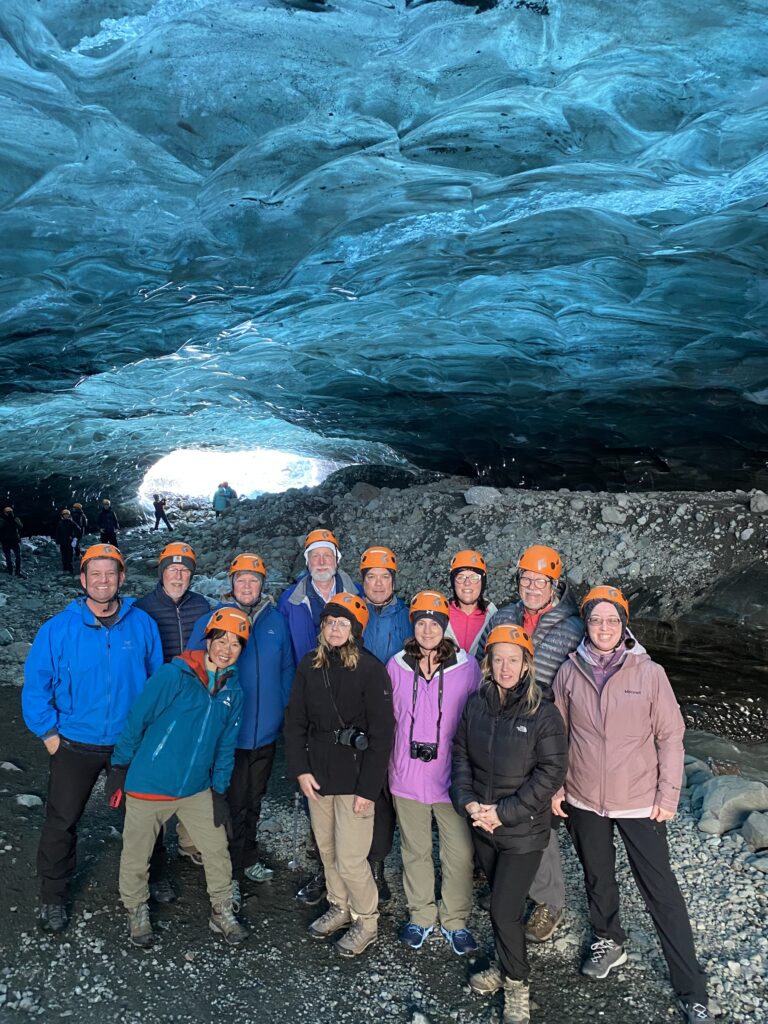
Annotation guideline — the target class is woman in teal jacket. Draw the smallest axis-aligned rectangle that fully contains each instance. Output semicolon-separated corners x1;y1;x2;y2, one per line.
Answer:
108;608;248;949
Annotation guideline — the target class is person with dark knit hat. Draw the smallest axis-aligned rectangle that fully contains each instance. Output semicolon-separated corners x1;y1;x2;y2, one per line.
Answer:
552;586;714;1024
445;550;497;657
284;593;394;959
387;591;481;957
135;543;211;663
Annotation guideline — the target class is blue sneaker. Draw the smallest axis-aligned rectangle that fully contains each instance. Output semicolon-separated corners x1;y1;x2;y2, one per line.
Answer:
399;922;434;949
441;926;479;956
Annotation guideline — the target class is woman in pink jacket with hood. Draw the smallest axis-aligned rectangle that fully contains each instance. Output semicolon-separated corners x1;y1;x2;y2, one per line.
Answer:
552;586;713;1024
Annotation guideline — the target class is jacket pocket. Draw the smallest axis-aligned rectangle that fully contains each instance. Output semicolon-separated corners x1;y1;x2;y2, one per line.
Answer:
53;666;74;716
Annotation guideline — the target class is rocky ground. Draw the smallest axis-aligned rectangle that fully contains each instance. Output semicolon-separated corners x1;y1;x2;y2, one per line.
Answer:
1;466;767;1023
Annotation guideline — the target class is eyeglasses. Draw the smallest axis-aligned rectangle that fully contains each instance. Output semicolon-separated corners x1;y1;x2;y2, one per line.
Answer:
454;572;482;584
519;575;551;591
324;617;352;631
587;617;622;628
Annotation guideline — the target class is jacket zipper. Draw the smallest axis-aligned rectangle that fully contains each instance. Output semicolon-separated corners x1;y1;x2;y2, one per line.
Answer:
179;695;213;793
176;604;183;656
104;629;112;745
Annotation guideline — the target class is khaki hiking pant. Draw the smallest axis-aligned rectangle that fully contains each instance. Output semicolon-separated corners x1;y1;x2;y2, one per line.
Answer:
309;794;378;924
120;790;232;908
394;795;474;931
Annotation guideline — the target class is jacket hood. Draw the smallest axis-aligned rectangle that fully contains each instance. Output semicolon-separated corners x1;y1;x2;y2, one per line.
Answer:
287;570;357;607
175;649;239;691
481;677;534;718
71;595;137;627
575;627;648;664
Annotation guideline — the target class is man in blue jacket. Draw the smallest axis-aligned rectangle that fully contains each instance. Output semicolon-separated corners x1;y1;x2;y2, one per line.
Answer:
22;543;164;934
187;553;294;900
360;545;411;903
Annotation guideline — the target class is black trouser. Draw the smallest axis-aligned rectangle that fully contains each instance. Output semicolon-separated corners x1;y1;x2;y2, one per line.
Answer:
472;835;542;982
152;512;172;531
2;543;21;574
38;738;165;903
368;775;395;863
59;543;74;573
100;530;117;546
226;743;276;880
565;804;707;1004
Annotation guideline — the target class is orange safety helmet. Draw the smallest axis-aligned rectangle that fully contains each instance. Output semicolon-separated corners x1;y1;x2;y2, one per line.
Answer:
158;542;196;575
360;546;398;574
204;607;251;642
517;545;563;580
80;543;125;572
72;502;83;510
409;590;451;622
450;550;487;575
321;592;370;634
61;509;71;517
304;528;340;551
229;553;267;577
3;506;13;514
580;585;630;621
485;624;534;657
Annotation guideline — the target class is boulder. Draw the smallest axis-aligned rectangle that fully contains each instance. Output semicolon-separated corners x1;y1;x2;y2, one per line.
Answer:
693;777;768;835
741;811;768;851
6;642;31;663
601;506;627;525
749;490;768;514
464;486;501;507
349;481;380;502
0;627;13;645
16;794;43;808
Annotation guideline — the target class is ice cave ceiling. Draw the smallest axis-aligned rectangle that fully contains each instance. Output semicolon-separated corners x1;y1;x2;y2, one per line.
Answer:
1;0;767;507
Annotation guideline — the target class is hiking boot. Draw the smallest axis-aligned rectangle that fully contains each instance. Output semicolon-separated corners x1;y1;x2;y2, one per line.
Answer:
581;937;628;979
178;843;204;867
231;879;242;914
525;904;563;943
209;900;249;945
244;861;274;883
308;903;351;941
370;860;391;905
677;1000;717;1023
441;926;479;956
335;917;377;958
503;978;530;1024
127;903;153;948
296;869;326;906
149;878;176;904
399;922;434;950
469;962;503;996
39;903;68;934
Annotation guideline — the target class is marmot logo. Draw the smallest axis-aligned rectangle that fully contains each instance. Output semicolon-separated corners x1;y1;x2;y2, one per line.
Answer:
624;689;641;695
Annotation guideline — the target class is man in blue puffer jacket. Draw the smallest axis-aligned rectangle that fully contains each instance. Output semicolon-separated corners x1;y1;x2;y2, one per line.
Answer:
22;543;163;935
187;553;294;894
109;607;248;948
135;542;210;662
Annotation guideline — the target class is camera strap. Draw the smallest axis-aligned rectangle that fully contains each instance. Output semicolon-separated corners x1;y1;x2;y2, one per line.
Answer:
409;663;445;749
321;667;348;731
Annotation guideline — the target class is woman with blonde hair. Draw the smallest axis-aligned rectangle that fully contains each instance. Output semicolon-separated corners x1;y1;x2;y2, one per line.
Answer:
284;593;394;958
451;624;567;1024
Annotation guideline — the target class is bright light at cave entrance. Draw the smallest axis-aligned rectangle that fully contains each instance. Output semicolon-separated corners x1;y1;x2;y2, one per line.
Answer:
138;448;344;505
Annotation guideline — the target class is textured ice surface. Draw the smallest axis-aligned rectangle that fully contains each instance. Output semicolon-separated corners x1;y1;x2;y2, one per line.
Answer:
1;0;767;503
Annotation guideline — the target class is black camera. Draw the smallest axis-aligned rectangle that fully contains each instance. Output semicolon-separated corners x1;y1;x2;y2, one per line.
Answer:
335;727;369;751
410;741;438;763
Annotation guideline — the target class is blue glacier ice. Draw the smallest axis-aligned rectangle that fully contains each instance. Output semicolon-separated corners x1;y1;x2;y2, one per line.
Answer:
1;0;767;508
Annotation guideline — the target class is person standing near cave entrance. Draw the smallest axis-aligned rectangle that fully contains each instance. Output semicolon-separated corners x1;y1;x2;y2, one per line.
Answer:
97;498;119;547
552;586;715;1024
278;528;363;908
54;509;79;575
1;504;24;577
476;545;582;944
70;503;88;561
151;494;172;532
21;543;164;934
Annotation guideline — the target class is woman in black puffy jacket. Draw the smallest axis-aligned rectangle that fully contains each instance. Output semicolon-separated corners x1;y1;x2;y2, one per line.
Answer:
451;624;567;1024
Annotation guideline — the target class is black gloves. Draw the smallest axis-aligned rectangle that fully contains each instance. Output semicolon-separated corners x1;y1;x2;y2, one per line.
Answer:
106;765;128;810
212;791;233;839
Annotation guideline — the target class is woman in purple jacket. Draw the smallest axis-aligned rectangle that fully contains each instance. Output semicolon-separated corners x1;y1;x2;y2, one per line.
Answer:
387;590;481;956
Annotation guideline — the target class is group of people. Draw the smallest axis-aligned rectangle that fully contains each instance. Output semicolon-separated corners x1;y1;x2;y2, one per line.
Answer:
21;528;715;1024
212;481;238;517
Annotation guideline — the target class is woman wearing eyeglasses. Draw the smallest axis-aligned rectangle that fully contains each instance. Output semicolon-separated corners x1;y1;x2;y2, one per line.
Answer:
284;593;394;958
551;586;713;1024
445;550;497;657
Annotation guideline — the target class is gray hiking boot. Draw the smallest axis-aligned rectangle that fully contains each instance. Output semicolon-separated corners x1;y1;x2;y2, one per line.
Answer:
39;903;69;934
209;900;249;945
335;917;377;958
525;903;563;942
244;860;274;883
149;878;176;904
127;903;153;948
470;962;503;996
581;937;628;979
503;978;530;1024
308;903;352;941
231;879;242;914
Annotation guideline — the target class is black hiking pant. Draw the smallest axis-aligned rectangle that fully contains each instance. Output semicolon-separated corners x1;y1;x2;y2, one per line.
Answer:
38;738;164;903
565;803;708;1004
59;543;74;574
2;543;21;574
152;511;172;531
226;743;276;880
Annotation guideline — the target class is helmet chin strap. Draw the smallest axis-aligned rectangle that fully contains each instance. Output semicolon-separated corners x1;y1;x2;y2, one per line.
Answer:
84;583;121;614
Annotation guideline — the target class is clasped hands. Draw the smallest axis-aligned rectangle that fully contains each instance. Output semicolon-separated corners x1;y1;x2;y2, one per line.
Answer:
465;801;502;833
297;773;372;815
